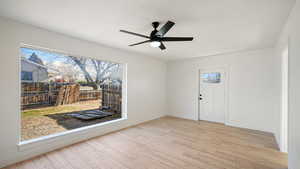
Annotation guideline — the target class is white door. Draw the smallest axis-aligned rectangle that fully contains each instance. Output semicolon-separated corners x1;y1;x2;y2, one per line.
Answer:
199;68;226;123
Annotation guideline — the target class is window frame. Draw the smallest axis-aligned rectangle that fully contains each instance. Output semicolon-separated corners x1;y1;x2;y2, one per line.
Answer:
18;44;128;148
21;71;33;81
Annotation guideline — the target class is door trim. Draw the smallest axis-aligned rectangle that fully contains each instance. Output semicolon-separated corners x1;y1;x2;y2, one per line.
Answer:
198;66;229;125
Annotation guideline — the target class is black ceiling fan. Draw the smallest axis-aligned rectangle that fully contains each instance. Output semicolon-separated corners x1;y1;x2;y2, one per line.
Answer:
120;21;194;50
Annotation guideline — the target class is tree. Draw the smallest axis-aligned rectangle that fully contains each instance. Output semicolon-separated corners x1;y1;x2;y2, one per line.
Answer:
91;59;118;84
67;56;120;89
68;56;93;83
46;60;81;82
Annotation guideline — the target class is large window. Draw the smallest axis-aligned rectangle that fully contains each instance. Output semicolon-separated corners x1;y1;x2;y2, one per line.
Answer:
20;47;124;141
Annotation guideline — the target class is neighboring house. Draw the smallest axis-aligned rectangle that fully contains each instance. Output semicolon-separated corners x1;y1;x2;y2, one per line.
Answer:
21;53;48;82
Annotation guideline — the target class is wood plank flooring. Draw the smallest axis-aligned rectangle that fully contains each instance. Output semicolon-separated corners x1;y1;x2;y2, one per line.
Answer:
3;116;288;169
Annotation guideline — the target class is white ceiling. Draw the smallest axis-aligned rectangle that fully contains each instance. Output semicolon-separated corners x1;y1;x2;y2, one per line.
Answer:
0;0;295;60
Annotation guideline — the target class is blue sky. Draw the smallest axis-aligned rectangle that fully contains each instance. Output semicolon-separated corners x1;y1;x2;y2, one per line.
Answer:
20;47;123;82
21;47;67;64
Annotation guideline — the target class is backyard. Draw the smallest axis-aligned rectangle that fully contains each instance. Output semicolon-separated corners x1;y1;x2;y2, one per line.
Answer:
21;100;121;141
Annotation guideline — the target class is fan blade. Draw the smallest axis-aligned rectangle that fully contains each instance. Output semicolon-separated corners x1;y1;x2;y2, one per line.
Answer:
156;21;175;36
159;42;166;50
129;40;151;46
161;37;193;41
120;30;149;39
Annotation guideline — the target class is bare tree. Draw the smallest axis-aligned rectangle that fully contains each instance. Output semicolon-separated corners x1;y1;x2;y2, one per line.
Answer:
46;61;81;82
91;59;118;84
67;56;120;89
68;56;93;83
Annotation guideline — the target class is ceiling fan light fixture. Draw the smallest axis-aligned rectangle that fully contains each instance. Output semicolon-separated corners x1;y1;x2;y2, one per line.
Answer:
150;41;161;48
120;21;194;50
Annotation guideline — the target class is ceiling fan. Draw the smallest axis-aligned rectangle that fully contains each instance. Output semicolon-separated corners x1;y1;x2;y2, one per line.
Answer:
120;21;194;50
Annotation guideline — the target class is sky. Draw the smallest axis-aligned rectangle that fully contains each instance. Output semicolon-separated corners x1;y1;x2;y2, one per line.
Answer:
21;47;67;64
20;47;123;82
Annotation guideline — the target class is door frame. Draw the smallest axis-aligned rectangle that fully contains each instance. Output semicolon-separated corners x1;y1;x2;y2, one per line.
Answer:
198;66;229;125
280;44;289;153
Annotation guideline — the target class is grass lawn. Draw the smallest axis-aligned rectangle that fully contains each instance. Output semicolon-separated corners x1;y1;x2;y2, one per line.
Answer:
22;100;100;117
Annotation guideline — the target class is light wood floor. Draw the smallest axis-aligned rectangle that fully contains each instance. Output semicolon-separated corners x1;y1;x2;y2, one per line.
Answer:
4;116;287;169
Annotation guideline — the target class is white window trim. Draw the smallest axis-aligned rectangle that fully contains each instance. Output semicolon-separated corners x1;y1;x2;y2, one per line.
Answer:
18;117;127;151
18;44;128;151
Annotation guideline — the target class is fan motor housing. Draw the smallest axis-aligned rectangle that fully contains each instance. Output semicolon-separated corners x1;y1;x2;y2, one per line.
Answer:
152;22;159;29
151;22;161;40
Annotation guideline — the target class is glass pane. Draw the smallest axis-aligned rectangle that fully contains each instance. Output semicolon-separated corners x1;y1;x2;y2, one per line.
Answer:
20;47;123;141
21;71;33;81
201;72;221;83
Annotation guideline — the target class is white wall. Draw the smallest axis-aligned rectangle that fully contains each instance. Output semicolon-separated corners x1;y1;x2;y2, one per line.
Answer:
167;48;281;143
0;17;167;168
276;0;300;168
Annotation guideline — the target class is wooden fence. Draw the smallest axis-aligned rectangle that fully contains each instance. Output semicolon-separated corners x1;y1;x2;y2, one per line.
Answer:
79;90;102;101
101;84;122;113
21;82;121;113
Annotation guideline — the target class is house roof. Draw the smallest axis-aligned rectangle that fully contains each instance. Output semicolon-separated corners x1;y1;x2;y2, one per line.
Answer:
21;57;48;69
28;52;44;65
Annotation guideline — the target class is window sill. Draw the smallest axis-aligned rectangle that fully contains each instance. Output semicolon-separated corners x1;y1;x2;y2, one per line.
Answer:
18;117;127;152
